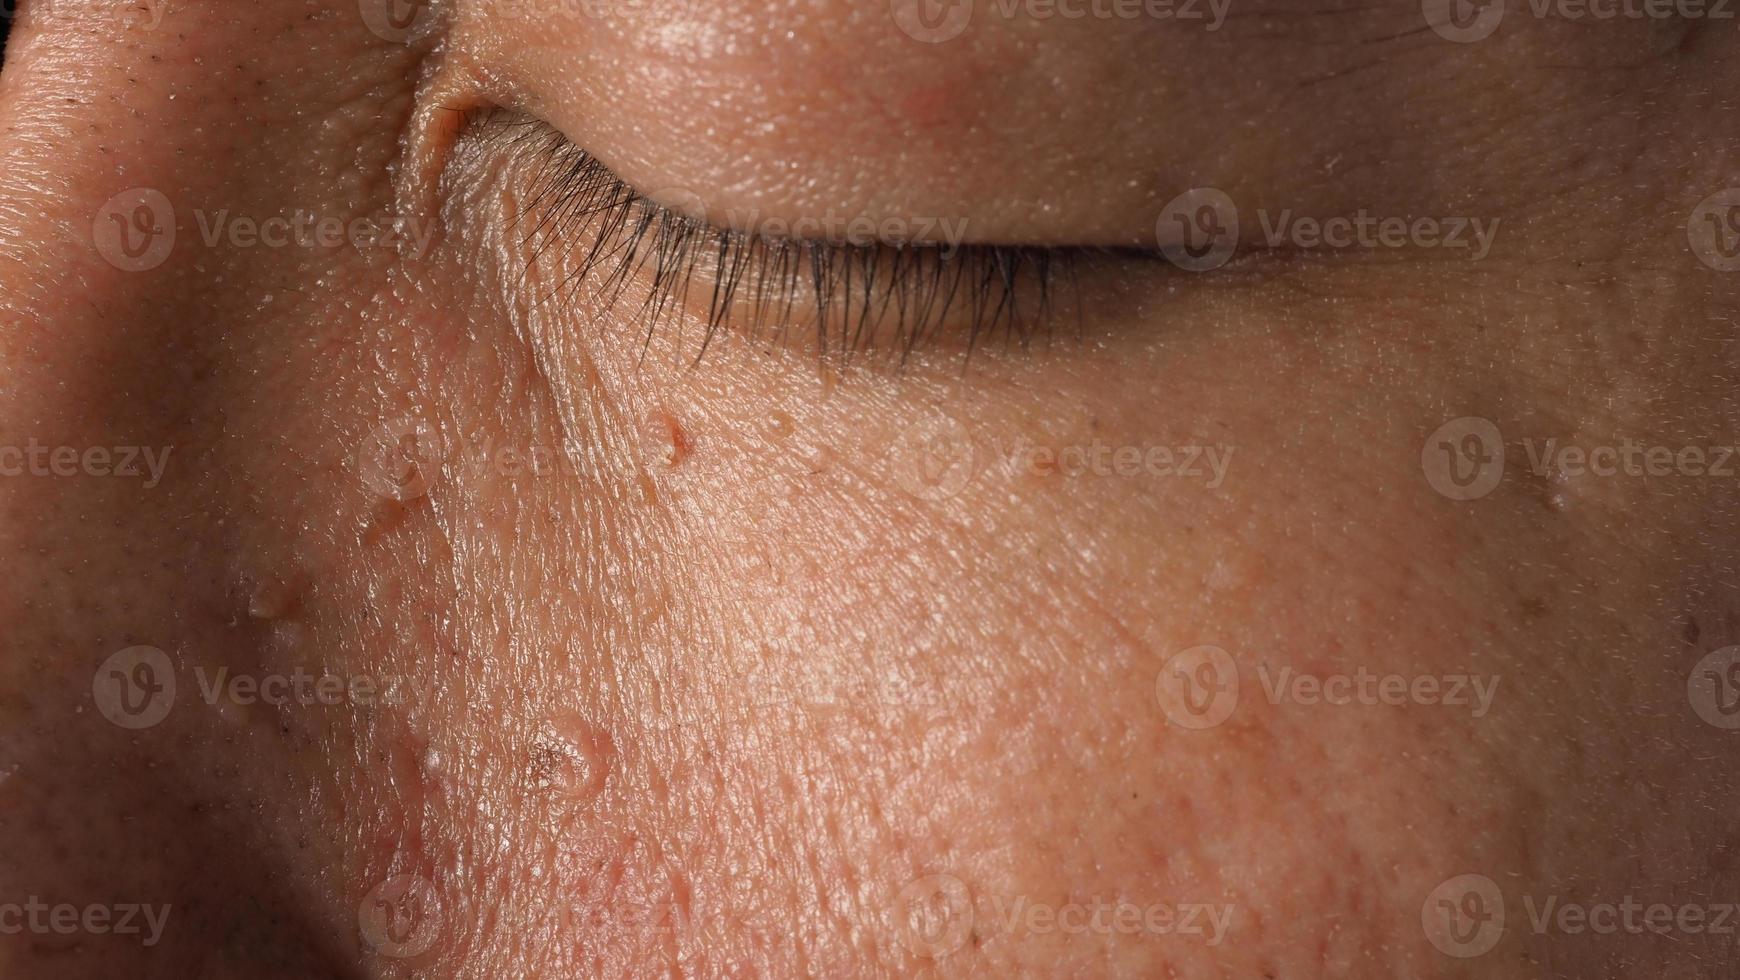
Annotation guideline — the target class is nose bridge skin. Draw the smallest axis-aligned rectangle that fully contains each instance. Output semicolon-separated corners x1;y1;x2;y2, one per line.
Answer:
0;10;225;600
0;1;422;402
0;1;433;538
0;9;248;482
0;6;430;975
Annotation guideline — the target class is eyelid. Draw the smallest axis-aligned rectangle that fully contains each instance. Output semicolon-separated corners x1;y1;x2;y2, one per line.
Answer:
473;109;1093;364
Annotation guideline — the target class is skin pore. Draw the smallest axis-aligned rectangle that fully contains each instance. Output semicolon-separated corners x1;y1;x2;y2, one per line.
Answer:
1;0;1739;976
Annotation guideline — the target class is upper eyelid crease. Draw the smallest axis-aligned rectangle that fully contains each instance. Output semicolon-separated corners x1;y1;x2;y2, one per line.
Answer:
465;108;1091;367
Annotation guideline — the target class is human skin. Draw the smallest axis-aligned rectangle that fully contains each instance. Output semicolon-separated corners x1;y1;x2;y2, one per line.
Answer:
0;0;1738;976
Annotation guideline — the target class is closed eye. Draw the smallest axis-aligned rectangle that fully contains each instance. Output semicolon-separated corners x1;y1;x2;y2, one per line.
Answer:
474;110;1136;367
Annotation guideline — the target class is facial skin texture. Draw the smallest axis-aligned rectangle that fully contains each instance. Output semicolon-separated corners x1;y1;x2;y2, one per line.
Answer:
1;0;1739;977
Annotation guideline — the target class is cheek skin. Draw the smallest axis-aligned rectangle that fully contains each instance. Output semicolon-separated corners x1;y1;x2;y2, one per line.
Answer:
405;125;1740;975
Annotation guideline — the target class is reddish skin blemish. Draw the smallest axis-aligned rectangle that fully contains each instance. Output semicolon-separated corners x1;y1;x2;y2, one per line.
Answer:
654;411;690;467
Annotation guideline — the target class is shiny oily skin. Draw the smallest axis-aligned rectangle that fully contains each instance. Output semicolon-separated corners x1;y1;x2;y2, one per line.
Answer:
0;2;1738;978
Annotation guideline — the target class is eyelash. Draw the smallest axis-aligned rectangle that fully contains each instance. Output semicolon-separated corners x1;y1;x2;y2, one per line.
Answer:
485;113;1089;364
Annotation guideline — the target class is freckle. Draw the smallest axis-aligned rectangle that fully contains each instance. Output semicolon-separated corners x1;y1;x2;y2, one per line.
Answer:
1685;615;1702;645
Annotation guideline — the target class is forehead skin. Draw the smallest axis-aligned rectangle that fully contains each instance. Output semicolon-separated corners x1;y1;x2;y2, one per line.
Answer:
0;1;1738;978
